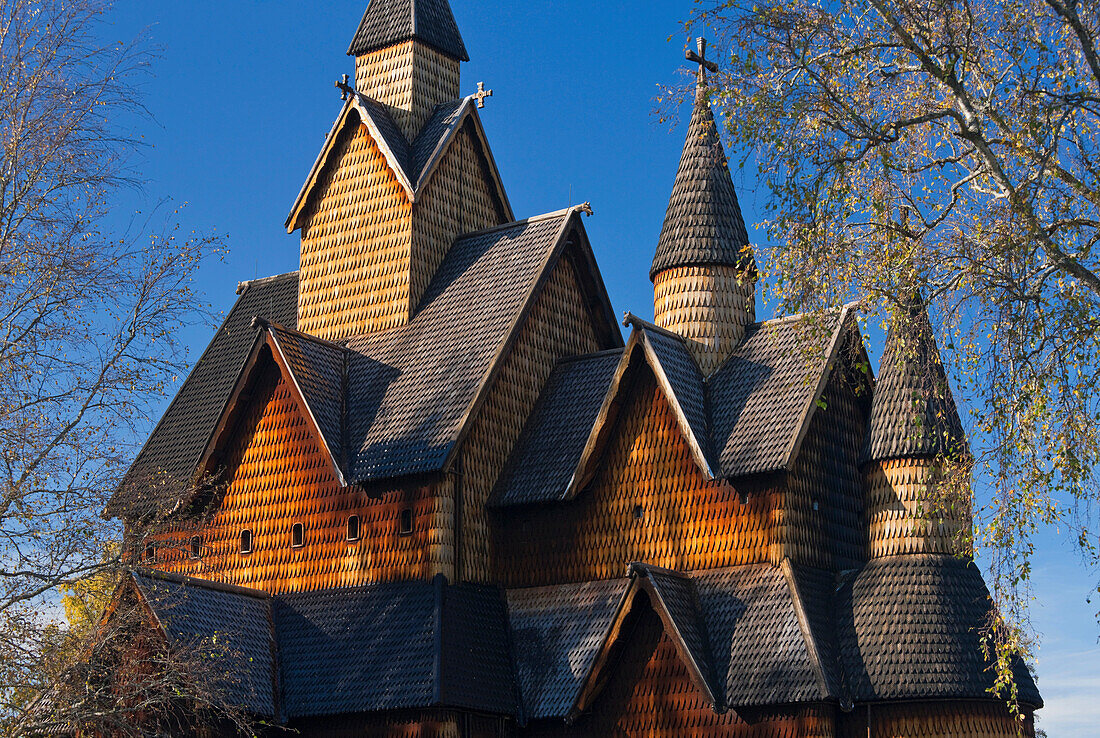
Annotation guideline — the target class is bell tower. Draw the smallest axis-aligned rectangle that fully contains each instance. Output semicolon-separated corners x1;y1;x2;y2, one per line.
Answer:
652;38;756;376
348;0;468;141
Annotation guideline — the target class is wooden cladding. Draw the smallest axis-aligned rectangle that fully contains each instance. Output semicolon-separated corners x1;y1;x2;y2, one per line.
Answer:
494;370;781;587
355;41;461;142
151;359;452;593
298;116;413;341
864;457;971;558
460;255;602;581
653;264;755;376
838;701;1033;738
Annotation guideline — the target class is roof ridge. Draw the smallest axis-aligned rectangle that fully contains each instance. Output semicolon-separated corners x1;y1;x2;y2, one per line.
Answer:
254;317;352;354
133;567;272;600
453;206;582;241
554;347;625;365
621;312;688;342
236;271;299;295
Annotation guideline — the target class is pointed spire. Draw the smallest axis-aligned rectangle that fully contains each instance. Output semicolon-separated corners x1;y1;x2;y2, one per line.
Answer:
650;63;752;280
348;0;469;62
863;295;969;463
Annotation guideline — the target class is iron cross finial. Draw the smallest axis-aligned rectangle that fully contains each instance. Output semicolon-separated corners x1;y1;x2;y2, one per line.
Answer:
473;81;493;109
686;37;719;84
335;74;354;101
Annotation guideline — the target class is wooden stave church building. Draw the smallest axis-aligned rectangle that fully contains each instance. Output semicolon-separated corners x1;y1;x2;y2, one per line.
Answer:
104;1;1042;735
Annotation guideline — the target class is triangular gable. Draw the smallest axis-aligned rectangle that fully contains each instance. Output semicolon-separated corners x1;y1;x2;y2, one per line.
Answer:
193;321;350;501
285;92;513;232
568;564;723;721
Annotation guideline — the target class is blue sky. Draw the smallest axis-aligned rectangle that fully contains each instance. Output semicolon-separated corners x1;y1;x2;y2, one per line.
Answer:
101;2;1097;733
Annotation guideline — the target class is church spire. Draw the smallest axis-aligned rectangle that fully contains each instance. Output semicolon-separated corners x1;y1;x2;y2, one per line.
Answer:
652;38;756;375
348;0;467;141
862;294;972;559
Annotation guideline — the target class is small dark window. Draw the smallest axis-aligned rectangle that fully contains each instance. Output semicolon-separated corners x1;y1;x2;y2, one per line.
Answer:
291;522;304;548
739;491;749;506
632;504;644;520
347;515;361;541
239;529;252;554
189;536;202;559
399;508;413;535
143;542;156;563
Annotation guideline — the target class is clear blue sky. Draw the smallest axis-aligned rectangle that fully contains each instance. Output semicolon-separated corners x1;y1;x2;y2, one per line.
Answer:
101;2;1097;733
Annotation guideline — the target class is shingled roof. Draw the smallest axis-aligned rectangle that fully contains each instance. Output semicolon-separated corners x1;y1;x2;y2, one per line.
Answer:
863;297;968;463
650;88;753;279
347;0;469;61
493;308;858;507
286;93;511;232
835;555;1041;707
109;273;299;519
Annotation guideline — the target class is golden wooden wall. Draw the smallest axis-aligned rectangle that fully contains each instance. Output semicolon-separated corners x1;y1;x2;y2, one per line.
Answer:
864;457;970;558
529;602;833;737
355;41;461;142
298;114;414;341
838;701;1033;738
460;254;601;582
653;264;755;376
785;360;869;570
494;370;782;588
411;125;506;313
150;359;452;593
290;710;462;738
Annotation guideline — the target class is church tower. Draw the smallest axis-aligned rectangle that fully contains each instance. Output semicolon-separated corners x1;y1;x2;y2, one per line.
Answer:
348;0;467;141
652;38;756;375
862;296;972;557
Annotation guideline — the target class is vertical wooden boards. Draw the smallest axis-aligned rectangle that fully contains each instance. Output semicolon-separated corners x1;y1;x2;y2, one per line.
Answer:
838;701;1033;738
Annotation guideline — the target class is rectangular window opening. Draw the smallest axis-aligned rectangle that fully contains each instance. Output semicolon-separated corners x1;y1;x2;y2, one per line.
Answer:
291;522;304;548
399;508;413;536
347;515;361;542
189;536;202;559
239;529;252;554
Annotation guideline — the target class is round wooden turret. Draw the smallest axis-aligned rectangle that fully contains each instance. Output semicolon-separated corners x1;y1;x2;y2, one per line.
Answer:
862;297;972;558
652;41;755;376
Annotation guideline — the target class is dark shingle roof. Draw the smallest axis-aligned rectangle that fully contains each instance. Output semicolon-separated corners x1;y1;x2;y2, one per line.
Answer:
273;575;516;719
709;310;843;477
694;564;828;708
412;97;466;185
651;90;752;279
132;572;277;718
266;324;348;471
344;211;573;482
347;0;469;61
835;555;1041;707
506;578;630;721
863;298;968;463
109;273;299;519
490;350;622;507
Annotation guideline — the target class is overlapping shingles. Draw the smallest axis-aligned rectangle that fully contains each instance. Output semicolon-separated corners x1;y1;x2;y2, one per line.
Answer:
267;324;348;470
412;98;466;185
347;0;468;61
490;350;622;507
835;555;1041;707
506;578;630;720
694;564;827;708
132;572;277;718
345;213;569;482
273;576;516;719
637;323;713;470
710;311;842;477
863;298;968;463
651;90;751;278
109;273;299;518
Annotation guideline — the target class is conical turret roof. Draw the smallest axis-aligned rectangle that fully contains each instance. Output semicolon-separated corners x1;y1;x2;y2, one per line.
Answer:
651;89;752;280
348;0;469;61
863;296;969;463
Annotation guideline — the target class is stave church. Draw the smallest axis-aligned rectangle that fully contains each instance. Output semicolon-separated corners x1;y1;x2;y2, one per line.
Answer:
105;0;1042;735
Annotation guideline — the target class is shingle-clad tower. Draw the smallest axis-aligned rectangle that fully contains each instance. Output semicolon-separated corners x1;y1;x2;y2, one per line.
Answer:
862;296;972;557
652;39;756;375
348;0;468;141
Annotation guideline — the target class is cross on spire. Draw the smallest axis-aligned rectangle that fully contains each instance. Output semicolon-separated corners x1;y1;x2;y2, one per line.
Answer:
686;37;719;85
473;81;493;109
